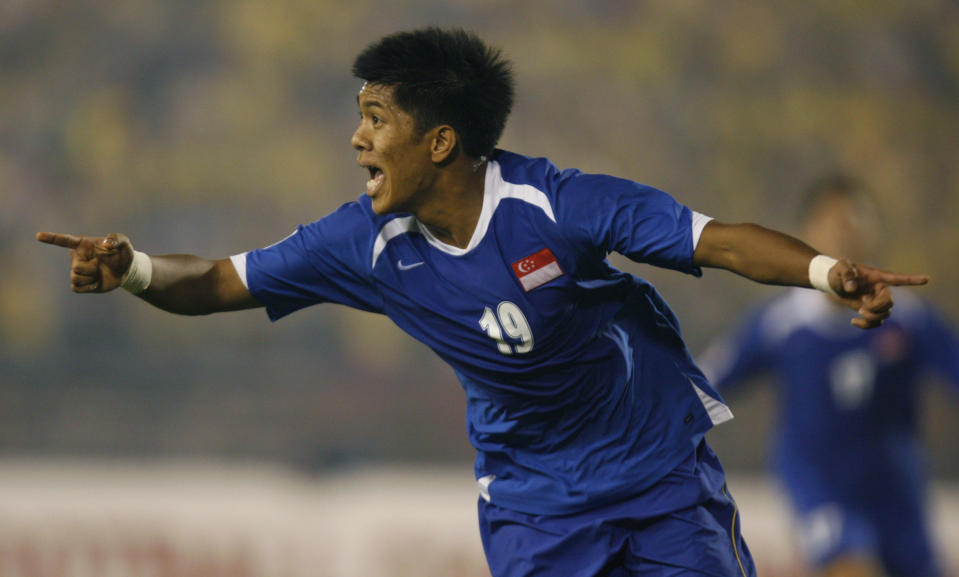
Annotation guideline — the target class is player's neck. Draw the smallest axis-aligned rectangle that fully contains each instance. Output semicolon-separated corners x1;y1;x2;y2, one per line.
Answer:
414;158;487;249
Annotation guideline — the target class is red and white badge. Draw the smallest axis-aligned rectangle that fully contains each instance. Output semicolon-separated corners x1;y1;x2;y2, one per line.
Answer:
511;247;564;292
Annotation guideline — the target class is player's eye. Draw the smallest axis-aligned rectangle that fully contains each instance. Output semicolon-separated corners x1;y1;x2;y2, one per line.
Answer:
358;112;382;126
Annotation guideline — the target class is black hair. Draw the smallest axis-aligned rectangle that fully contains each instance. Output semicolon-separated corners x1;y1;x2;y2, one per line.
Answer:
352;27;515;159
797;173;880;226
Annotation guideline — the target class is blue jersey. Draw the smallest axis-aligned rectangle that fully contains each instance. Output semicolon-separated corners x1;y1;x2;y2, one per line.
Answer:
700;287;959;508
232;150;731;515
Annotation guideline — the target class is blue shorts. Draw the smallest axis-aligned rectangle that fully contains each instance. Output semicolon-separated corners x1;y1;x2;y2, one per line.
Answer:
478;441;756;577
794;474;941;577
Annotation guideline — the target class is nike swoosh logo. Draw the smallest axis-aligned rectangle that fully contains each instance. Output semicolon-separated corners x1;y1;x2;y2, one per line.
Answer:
397;260;425;271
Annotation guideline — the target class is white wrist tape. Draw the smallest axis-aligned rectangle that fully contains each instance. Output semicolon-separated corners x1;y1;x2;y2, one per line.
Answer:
121;250;153;294
808;254;838;296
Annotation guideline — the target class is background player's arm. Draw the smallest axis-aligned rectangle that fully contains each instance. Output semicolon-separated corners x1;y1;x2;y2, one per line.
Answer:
693;221;928;329
697;309;771;395
913;302;959;394
36;231;260;316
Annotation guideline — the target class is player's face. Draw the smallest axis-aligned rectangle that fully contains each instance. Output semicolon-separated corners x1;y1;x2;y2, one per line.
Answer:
351;83;435;215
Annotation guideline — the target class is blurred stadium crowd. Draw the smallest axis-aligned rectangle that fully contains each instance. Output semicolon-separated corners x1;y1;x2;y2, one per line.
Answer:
2;0;957;477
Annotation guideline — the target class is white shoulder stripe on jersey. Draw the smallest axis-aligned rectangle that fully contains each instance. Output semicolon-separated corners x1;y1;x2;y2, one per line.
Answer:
691;211;713;250
371;215;419;268
230;253;249;289
420;160;557;256
372;161;558;260
488;160;556;224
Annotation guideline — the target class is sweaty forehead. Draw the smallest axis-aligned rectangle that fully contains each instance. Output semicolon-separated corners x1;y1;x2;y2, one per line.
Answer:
357;82;396;106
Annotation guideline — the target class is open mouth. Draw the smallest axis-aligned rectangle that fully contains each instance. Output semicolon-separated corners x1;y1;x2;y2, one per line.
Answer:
364;165;385;196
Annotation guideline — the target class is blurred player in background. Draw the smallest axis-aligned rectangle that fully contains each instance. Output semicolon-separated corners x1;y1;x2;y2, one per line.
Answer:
699;175;959;577
37;29;930;577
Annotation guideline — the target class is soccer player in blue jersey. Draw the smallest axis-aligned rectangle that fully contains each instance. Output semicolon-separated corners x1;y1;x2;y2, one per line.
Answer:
699;176;958;577
38;28;930;577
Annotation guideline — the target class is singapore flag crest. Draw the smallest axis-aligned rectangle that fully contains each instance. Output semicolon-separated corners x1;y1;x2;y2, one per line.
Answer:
511;247;564;292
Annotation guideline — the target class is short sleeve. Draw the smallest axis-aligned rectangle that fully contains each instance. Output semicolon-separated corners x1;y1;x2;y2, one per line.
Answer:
554;172;703;276
241;201;384;321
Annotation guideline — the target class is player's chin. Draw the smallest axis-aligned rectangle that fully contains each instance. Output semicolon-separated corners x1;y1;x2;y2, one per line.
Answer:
369;191;399;215
369;195;390;214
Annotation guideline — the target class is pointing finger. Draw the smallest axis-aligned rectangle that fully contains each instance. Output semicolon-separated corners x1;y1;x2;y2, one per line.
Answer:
857;264;930;288
36;232;83;249
878;272;930;287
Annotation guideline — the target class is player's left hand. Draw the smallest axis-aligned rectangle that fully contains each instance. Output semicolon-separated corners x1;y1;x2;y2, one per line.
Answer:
829;260;929;329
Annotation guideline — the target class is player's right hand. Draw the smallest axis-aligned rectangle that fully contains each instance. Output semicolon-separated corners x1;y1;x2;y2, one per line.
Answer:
36;232;135;294
828;259;930;329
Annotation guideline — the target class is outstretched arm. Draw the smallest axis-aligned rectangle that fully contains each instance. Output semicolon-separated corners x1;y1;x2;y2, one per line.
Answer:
36;232;261;316
693;221;929;329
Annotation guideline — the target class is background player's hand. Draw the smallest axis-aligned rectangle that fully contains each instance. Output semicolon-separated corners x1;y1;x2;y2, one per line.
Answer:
828;259;929;329
36;232;135;294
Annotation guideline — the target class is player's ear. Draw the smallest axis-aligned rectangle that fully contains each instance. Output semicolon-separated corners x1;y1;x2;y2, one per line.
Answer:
430;125;457;164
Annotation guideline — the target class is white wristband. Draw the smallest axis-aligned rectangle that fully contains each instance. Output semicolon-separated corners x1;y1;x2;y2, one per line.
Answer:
808;254;838;296
121;250;153;294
